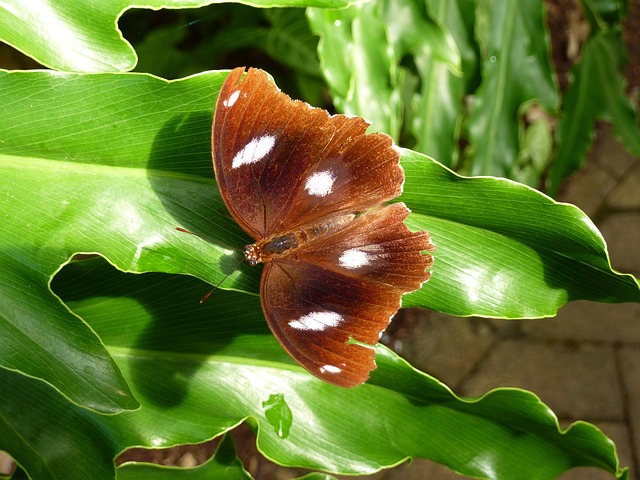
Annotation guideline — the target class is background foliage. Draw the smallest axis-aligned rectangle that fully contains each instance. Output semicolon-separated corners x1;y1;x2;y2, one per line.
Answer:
0;0;638;479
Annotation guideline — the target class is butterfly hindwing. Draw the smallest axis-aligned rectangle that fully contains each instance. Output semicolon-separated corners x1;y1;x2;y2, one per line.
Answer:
260;203;433;387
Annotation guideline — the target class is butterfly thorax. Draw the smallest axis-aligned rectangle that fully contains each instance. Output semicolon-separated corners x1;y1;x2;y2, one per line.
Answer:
244;232;300;266
243;213;357;266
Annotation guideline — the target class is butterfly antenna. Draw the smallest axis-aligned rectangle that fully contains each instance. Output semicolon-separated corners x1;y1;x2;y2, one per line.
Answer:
200;288;216;304
176;227;247;303
199;253;247;303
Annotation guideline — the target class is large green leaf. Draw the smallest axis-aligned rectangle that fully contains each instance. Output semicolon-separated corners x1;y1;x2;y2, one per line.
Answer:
0;257;629;479
546;28;640;196
1;69;638;416
0;0;349;73
465;0;558;177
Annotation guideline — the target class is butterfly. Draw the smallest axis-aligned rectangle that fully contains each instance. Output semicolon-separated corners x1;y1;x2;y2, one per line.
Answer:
212;67;434;387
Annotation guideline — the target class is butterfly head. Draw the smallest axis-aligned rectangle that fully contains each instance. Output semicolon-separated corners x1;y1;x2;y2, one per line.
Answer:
243;244;261;266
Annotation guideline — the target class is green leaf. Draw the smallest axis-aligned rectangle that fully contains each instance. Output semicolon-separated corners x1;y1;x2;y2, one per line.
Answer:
117;434;251;480
0;257;629;480
306;7;354;105
308;0;461;140
0;0;350;73
263;8;321;77
410;0;476;167
0;252;137;414
511;113;554;187
400;147;640;316
465;0;558;177
378;0;461;72
580;0;628;30
546;28;640;196
308;3;401;138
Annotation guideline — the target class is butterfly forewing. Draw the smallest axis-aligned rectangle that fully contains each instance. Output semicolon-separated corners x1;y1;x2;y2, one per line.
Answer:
213;68;404;238
211;67;434;387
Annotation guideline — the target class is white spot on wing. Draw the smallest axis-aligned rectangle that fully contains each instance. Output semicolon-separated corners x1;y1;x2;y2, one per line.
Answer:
223;89;240;107
339;249;373;269
305;170;335;197
320;365;341;374
289;311;342;331
232;135;276;169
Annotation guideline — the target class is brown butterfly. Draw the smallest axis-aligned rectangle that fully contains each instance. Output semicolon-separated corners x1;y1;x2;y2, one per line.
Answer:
212;67;434;387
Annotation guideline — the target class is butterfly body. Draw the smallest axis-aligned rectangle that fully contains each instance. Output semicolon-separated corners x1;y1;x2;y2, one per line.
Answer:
213;67;434;387
244;233;299;266
244;212;358;266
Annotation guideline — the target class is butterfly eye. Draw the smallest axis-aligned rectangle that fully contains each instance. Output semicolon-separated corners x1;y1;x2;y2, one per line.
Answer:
212;67;434;387
243;244;260;267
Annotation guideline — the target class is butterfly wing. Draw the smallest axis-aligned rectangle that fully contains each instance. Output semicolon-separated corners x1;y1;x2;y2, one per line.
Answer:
261;203;434;387
212;67;404;240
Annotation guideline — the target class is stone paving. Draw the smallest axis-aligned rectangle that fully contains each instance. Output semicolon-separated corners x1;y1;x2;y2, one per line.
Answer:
374;124;640;479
